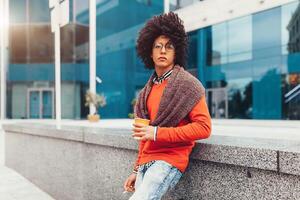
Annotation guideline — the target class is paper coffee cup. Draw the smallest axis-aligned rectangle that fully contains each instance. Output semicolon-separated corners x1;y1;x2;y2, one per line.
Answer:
134;118;150;125
133;118;150;140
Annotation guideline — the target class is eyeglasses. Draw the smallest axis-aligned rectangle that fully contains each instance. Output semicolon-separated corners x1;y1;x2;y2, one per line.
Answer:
153;42;175;52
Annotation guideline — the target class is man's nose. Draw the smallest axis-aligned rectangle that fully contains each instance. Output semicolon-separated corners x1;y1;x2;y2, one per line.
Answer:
160;46;166;53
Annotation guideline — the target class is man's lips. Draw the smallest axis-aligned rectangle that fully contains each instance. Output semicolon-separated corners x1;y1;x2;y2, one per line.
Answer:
158;57;167;61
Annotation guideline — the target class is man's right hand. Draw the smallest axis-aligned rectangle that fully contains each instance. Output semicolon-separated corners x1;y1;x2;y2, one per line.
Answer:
123;173;137;192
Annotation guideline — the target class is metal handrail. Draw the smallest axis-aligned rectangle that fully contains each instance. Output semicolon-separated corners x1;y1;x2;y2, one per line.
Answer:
285;84;300;103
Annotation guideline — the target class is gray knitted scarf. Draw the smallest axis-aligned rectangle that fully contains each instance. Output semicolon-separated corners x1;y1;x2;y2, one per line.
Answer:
135;65;205;127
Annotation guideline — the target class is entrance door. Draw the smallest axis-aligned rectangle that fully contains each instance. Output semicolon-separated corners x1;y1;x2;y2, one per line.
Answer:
28;88;54;119
206;88;228;119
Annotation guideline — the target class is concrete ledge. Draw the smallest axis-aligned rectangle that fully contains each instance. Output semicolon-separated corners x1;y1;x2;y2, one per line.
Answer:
191;141;278;171
3;123;84;142
3;121;300;200
192;135;300;172
279;145;300;176
4;123;300;172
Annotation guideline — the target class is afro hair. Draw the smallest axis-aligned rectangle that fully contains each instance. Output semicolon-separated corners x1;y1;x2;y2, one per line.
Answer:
136;12;188;69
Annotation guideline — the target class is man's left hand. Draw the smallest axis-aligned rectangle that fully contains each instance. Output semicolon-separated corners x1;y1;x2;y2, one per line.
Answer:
132;123;155;141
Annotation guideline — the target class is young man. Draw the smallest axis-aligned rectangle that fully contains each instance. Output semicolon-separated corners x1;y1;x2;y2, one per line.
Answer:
123;12;211;200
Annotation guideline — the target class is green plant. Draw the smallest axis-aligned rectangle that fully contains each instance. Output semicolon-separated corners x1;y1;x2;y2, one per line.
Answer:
128;98;137;119
85;90;107;114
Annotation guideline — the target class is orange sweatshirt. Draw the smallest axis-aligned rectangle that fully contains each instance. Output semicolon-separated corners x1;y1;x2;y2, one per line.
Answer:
134;79;212;172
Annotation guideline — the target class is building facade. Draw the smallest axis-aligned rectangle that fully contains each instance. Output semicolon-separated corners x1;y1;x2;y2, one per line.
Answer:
0;0;299;120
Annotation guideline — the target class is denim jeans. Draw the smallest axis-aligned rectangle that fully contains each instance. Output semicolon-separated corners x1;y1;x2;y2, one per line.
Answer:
129;160;183;200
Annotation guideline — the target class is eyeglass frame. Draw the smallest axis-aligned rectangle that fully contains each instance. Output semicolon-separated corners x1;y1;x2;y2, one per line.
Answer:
152;42;175;52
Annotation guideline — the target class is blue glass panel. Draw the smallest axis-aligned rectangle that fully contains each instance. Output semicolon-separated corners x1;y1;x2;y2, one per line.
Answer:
169;0;198;11
10;0;26;23
252;70;282;119
60;0;90;119
252;7;281;59
42;91;53;119
228;16;252;63
208;22;228;65
281;1;300;55
29;0;50;22
187;31;198;70
203;2;300;120
75;0;89;24
227;78;252;119
30;91;40;119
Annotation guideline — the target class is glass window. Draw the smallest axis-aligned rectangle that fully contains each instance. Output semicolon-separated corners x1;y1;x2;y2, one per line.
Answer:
8;1;55;119
61;0;89;119
29;0;50;23
227;78;252;119
187;31;198;77
206;78;252;119
252;7;281;59
170;0;200;11
228;16;252;63
252;68;282;119
8;0;90;119
200;1;300;120
281;73;300;120
207;22;228;66
207;15;252;66
75;0;89;25
281;1;300;55
9;0;27;23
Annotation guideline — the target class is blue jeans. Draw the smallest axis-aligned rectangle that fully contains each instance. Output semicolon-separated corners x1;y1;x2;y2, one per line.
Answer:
129;160;183;200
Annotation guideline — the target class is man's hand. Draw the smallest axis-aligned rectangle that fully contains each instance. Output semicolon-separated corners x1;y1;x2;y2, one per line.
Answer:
123;173;137;192
132;123;155;141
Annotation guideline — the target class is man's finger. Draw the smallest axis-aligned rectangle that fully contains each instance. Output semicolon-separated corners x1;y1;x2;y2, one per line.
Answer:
132;132;145;137
133;123;146;128
132;127;145;132
123;180;129;191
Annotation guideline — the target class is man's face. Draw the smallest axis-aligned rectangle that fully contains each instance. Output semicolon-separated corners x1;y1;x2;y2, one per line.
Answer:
151;35;175;69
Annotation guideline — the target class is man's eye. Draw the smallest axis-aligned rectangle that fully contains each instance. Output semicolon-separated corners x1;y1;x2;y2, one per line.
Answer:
154;44;162;48
167;44;174;49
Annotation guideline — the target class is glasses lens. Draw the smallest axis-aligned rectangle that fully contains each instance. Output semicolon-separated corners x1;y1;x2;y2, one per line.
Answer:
166;43;174;51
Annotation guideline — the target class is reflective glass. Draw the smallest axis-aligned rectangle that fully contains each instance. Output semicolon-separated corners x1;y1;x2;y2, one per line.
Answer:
61;0;89;119
281;1;300;55
208;22;227;66
281;1;300;119
227;78;252;119
8;0;90;119
8;0;55;119
204;1;300;120
252;7;281;59
187;31;198;77
9;0;26;23
228;16;252;63
207;15;252;66
29;0;50;22
170;0;199;11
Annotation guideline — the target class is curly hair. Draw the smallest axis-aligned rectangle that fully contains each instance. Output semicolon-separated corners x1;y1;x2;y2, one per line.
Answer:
136;12;188;69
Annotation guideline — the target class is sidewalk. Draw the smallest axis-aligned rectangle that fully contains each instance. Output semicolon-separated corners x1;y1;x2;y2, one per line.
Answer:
0;129;55;200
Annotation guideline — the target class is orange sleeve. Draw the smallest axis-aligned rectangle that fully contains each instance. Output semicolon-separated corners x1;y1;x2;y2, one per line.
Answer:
133;140;146;170
156;96;212;142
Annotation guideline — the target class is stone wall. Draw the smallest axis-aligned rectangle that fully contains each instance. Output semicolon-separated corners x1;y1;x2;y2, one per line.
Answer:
3;123;300;200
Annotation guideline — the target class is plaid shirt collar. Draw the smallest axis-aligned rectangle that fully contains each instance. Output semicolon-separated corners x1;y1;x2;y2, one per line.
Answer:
152;68;173;85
